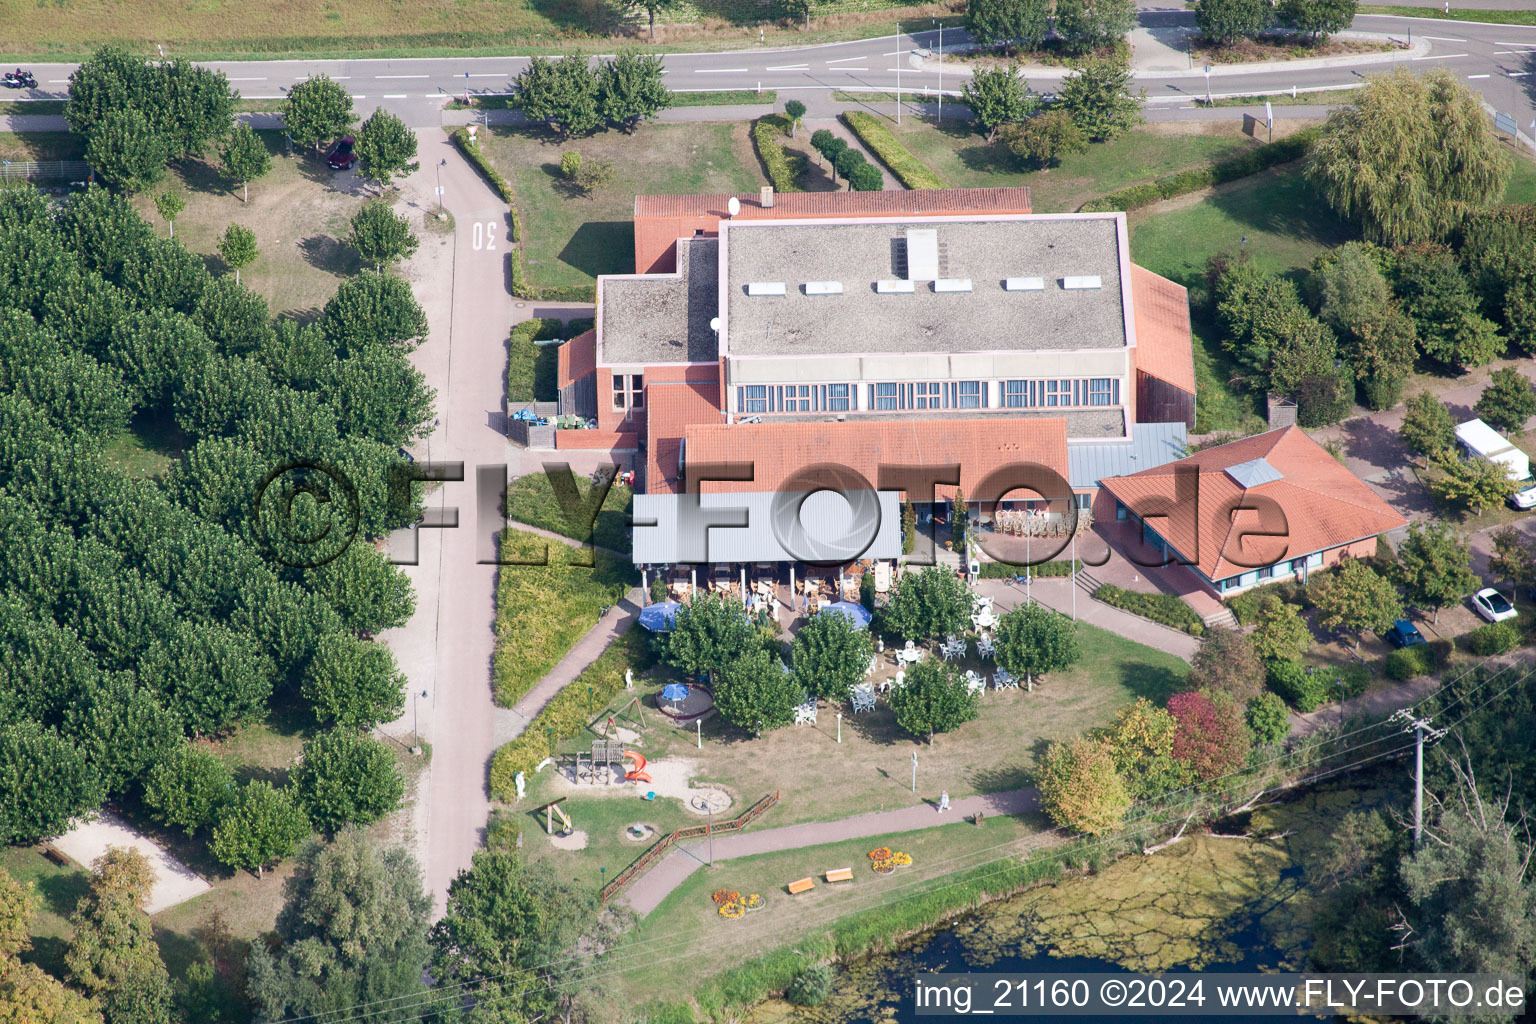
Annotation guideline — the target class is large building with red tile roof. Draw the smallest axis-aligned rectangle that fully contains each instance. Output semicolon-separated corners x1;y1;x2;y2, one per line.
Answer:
1098;426;1407;596
552;186;1197;568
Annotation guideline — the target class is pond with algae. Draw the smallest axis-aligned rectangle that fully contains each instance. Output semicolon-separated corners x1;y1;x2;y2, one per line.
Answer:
771;782;1399;1024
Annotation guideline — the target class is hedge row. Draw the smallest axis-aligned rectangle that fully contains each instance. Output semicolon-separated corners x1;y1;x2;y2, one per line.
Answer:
451;127;515;211
490;628;651;801
977;559;1082;579
1092;584;1205;636
511;252;596;303
507;318;564;404
840;110;947;190
1078;126;1322;213
752;115;800;193
1225;580;1311;624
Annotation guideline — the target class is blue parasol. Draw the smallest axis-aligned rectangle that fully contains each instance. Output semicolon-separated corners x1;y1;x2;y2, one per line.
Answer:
638;601;681;632
824;602;873;629
661;683;691;702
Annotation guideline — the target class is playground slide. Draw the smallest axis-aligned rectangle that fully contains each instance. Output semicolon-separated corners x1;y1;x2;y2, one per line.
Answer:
624;750;652;784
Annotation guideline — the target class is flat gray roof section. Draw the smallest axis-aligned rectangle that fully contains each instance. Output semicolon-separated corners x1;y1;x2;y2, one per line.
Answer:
599;236;720;365
723;216;1127;357
1068;421;1188;489
633;490;903;564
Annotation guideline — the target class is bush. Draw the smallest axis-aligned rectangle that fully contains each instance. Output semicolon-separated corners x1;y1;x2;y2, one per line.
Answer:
451;128;514;203
752;115;800;193
490;630;653;800
1092;584;1205;636
1226;579;1310;623
1266;658;1329;712
1427;637;1454;667
1079;126;1321;212
785;965;834;1007
506;318;564;404
840;111;947;189
978;559;1081;579
1384;645;1431;681
1245;692;1292;746
1337;662;1370;699
1465;619;1521;656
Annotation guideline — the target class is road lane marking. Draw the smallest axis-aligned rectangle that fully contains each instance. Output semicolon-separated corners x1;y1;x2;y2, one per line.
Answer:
825;56;867;63
331;76;350;80
694;68;749;73
1494;50;1536;54
48;79;69;83
1467;73;1491;79
1420;35;1466;41
228;77;267;81
378;74;428;79
467;73;506;77
889;66;925;72
1412;53;1468;60
1510;72;1531;77
1496;41;1536;46
767;64;809;70
832;68;871;72
382;93;407;98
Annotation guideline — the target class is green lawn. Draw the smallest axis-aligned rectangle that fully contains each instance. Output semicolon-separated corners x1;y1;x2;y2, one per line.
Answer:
479;121;763;291
878;116;1264;212
0;131;86;162
1503;148;1536;205
1359;5;1536;26
506;470;634;557
1;847;91;977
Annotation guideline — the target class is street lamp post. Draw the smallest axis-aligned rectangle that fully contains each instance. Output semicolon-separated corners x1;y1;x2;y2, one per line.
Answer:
910;750;918;793
1203;65;1212;106
436;158;445;215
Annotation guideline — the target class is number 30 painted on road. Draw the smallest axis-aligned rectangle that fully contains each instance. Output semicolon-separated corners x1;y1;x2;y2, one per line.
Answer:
472;221;499;251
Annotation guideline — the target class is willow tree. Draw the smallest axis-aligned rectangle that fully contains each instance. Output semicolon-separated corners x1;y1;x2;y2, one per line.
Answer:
1306;68;1509;244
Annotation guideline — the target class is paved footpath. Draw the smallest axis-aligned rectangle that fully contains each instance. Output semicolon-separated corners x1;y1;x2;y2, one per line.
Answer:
977;576;1202;662
622;787;1039;917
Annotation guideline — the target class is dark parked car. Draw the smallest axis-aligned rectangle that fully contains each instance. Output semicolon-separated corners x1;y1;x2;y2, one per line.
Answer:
326;136;357;170
1385;619;1425;648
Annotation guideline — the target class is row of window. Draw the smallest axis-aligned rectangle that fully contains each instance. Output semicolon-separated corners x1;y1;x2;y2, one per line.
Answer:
734;378;1122;414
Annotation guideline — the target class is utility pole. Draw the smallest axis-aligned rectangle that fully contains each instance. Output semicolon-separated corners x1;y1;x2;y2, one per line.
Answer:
937;18;943;123
896;30;902;125
911;750;918;793
1392;709;1448;848
1070;528;1077;621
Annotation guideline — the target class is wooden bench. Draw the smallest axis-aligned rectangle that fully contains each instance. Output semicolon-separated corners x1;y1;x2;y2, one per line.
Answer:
824;868;854;883
40;846;67;868
787;877;815;895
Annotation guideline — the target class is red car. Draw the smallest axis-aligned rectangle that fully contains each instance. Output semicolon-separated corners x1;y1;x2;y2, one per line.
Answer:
326;136;357;170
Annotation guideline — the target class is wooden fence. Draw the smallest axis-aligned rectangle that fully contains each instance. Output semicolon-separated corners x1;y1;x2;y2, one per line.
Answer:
599;791;779;903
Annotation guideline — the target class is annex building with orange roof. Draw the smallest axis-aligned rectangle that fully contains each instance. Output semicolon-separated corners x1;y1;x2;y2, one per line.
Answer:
551;186;1202;569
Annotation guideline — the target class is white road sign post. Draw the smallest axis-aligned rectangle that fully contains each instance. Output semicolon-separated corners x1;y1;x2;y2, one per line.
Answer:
1204;65;1212;105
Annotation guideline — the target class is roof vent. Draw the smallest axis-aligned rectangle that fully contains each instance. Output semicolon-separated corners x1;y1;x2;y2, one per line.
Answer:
934;278;972;293
1225;457;1283;488
876;279;915;294
905;228;940;282
1005;277;1045;292
746;281;786;296
1061;275;1103;290
804;281;844;296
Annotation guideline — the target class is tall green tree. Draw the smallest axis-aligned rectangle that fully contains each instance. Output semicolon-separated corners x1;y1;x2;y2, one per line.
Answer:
993;601;1080;689
1307;68;1509;244
713;646;802;736
883;566;971;643
1099;698;1191;800
216;224;257;285
353;109;419;187
517;56;602;138
430;850;629;1024
246;832;431;1024
158;58;236;158
1308;557;1404;653
1057;53;1144;142
291;729;406;834
1167;689;1251;783
847;162;883;191
597;52;672;132
627;0;680;39
887;659;980;742
1036;737;1131;835
1249;594;1313;663
1392;522;1477;625
961;63;1038;141
999;109;1089;169
320;270;431;355
1399;391;1456;460
301;633;408;729
303;545;417;636
209;781;311;877
1460;206;1536;355
1428;452;1517;515
64;46;158;139
0;867;104;1024
1400;758;1536;979
346;200;419;271
142;743;235;836
1487;526;1536;592
1277;0;1358;42
328;347;436;449
152;187;184;239
792;609;874;702
0;720;103;845
1314;242;1417;410
282;75;355;151
85;109;171;193
64;848;173;1024
964;0;1051;51
784;99;806;137
1393;246;1503;371
220;121;271;203
1195;0;1274;45
1474;366;1536;434
1053;0;1137;54
1245;692;1292;746
660;590;757;679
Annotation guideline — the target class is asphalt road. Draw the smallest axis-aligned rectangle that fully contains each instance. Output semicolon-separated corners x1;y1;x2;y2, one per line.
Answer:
4;10;1535;134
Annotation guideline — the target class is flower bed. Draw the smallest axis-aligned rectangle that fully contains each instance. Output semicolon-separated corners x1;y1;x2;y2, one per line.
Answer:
1092;584;1206;636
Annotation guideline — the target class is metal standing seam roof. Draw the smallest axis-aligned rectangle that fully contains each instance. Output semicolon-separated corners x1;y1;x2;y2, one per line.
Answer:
1066;422;1189;490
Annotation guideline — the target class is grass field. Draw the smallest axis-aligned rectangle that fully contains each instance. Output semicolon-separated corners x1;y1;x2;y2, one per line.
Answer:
0;0;957;60
1358;5;1536;26
0;131;86;162
478;121;763;290
1502;145;1536;205
0;847;91;977
874;116;1267;213
0;100;67;116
